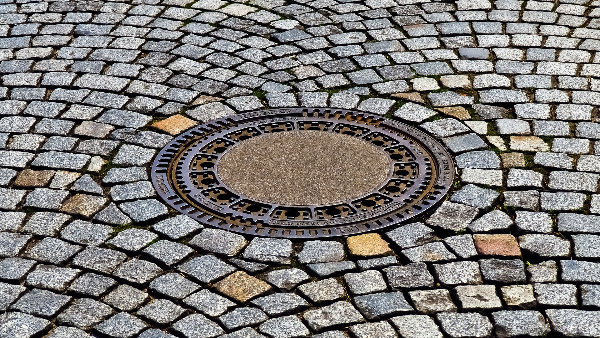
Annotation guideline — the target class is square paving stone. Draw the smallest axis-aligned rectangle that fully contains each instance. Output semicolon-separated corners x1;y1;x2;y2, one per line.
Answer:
572;234;600;258
110;181;156;202
189;228;247;256
344;270;387;295
297;240;345;263
251;293;309;316
504;190;540;210
303;301;365;332
408;289;457;314
60;220;112;246
385;263;434;288
102;284;148;312
178;255;236;284
500;285;536;308
561;260;600;282
456;151;501;169
113;144;156;166
534;283;577;306
347;233;392;256
119;199;168;222
492;310;549;337
0;312;51;338
143;240;194;266
25;265;80;291
137;299;185;325
172;314;224;338
444;235;478;259
434;261;482;285
354;291;413;319
68;273;116;297
57;298;114;330
307;261;356;277
11;289;71;318
259;315;310;338
0;282;26;311
0;258;35;281
23;188;69;210
0;211;26;232
149;273;200;299
31;151;90;170
456;285;502;310
546;309;600;337
22;212;71;236
243;238;293;264
14;169;54;187
298;278;345;303
469;210;513;232
581;284;600;308
473;234;521;257
215;271;272;303
0;232;31;257
72;247;127;274
113;259;162;284
426;202;479;231
450;184;499;209
558;213;600;233
108;228;158;252
479;259;527;283
183;289;235;317
518;234;570;257
391;315;443;338
95;313;148;338
437;312;493;338
60;194;107;217
46;326;92;338
266;268;310;291
402;242;456;262
219;307;268;330
151;215;203;240
515;211;553;233
386;222;436;249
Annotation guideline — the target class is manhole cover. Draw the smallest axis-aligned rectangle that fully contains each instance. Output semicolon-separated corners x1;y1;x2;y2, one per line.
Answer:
152;108;454;238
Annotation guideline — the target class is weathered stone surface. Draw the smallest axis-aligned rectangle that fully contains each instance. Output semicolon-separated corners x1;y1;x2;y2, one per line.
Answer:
303;301;365;331
214;271;272;302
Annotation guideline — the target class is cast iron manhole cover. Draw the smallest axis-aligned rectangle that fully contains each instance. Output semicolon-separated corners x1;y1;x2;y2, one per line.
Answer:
152;108;454;238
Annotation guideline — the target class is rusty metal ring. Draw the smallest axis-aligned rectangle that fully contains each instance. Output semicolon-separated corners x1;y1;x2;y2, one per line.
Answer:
151;108;454;238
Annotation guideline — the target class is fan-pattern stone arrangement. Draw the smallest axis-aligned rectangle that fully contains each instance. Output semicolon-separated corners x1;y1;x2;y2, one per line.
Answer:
0;0;599;337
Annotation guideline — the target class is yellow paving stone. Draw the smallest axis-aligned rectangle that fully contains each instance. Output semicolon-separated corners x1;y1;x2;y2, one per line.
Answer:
152;114;197;135
501;152;526;168
347;233;392;256
14;169;54;187
436;106;471;120
391;92;425;103
510;136;549;152
214;271;271;302
60;194;107;217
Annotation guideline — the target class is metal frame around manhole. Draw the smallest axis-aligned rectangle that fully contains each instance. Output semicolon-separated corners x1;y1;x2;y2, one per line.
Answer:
151;108;455;238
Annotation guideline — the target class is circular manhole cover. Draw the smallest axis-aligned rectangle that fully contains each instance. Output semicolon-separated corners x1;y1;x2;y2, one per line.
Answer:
152;108;455;238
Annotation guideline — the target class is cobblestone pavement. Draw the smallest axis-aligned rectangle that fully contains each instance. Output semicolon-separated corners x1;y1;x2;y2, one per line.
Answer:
0;0;600;337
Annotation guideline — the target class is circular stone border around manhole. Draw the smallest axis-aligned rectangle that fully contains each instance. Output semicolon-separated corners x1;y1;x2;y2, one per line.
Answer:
151;108;455;238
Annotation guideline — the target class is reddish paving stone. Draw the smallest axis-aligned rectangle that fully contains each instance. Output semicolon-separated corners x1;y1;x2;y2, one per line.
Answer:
474;234;521;257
